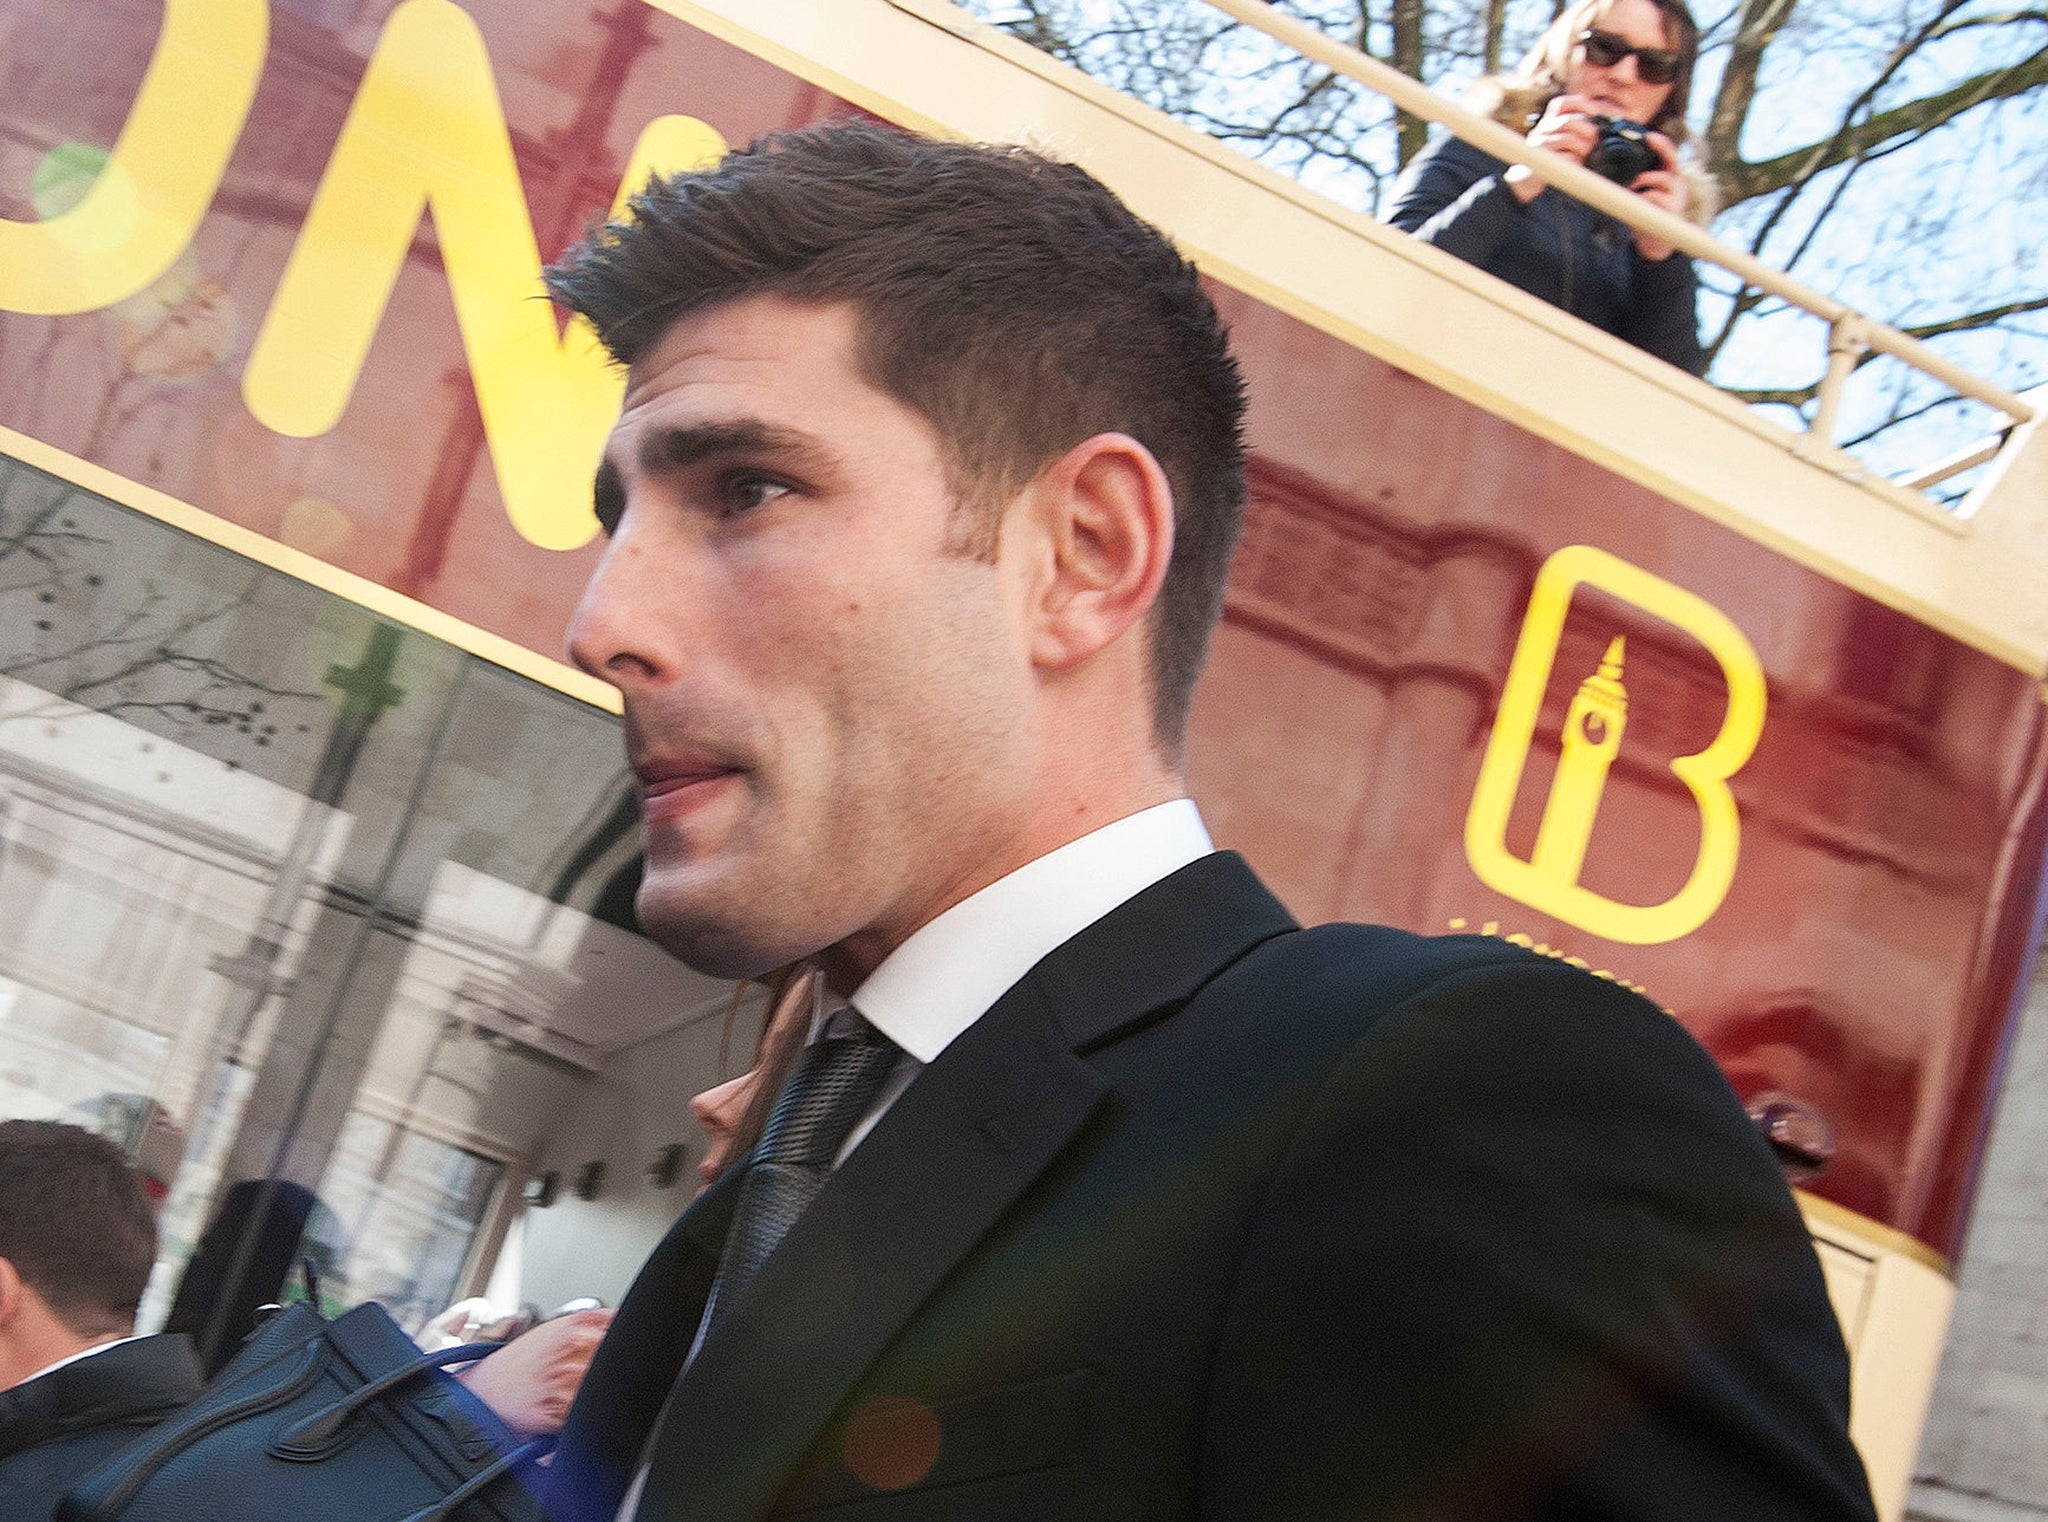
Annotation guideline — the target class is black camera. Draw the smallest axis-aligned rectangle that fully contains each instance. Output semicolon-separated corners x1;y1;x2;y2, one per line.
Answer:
1584;116;1660;185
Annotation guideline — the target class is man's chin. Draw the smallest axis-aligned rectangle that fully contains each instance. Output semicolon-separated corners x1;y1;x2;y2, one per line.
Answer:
634;885;813;983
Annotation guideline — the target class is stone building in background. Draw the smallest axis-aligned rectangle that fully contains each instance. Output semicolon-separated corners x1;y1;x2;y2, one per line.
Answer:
1912;931;2048;1520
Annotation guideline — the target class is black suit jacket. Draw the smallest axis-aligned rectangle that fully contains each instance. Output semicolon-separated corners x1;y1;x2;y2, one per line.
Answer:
549;853;1875;1522
0;1334;204;1522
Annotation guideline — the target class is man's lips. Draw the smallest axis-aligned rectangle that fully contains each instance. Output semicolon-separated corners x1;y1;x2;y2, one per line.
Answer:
635;760;743;818
639;764;736;793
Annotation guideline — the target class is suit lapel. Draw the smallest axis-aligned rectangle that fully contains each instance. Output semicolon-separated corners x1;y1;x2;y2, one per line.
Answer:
635;972;1106;1522
546;1172;738;1522
1029;851;1297;1051
635;853;1297;1521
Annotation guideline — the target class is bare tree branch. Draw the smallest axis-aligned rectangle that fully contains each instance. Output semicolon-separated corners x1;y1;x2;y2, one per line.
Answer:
1725;46;2048;200
1712;296;2048;409
1721;385;1821;405
1842;390;1966;446
1931;8;2048;35
1706;0;1801;180
1900;294;2048;341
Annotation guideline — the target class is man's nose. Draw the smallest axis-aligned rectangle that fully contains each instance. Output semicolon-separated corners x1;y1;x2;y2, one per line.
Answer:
565;534;663;686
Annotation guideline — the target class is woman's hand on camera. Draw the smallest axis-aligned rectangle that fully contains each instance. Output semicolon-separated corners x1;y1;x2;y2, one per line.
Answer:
1505;93;1604;202
1629;131;1688;260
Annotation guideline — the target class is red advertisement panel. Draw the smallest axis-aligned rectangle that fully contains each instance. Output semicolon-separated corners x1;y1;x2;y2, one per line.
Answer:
1199;292;2048;1253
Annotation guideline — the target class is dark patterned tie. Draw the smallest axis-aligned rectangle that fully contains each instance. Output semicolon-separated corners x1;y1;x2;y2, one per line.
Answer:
698;1011;899;1341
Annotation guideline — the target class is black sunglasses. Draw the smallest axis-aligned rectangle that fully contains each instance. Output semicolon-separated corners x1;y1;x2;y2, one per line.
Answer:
1576;28;1681;86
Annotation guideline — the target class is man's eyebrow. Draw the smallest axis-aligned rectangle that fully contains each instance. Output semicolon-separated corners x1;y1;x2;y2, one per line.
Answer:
635;419;830;476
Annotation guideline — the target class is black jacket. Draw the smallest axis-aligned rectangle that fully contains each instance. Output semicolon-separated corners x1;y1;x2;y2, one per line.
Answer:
1386;133;1707;374
0;1334;204;1521
548;852;1874;1522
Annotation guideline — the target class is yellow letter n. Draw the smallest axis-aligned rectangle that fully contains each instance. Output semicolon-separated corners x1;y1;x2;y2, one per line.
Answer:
241;0;725;551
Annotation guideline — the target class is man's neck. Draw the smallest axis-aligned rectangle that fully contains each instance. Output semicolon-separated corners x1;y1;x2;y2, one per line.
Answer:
2;1327;125;1393
824;799;1212;1075
818;777;1185;996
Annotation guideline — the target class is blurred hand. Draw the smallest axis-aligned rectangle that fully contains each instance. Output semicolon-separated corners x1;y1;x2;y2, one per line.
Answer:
1506;93;1604;203
458;1307;614;1437
419;1297;498;1350
1629;131;1689;259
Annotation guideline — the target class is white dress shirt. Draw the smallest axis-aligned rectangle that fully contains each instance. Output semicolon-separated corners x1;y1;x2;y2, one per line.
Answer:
13;1333;143;1390
837;797;1214;1158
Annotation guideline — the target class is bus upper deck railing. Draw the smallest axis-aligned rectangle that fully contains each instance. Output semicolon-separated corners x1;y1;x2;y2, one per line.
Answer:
1180;0;2037;497
1196;0;2034;489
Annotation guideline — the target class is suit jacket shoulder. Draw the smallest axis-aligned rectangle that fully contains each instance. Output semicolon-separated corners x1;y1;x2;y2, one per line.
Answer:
1197;931;1874;1521
552;854;1874;1522
0;1334;204;1520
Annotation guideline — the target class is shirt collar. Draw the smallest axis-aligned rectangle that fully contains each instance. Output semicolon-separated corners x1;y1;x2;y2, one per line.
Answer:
849;799;1213;1064
15;1333;142;1390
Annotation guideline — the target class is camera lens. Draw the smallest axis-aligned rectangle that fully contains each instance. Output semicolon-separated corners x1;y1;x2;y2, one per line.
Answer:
1584;117;1660;185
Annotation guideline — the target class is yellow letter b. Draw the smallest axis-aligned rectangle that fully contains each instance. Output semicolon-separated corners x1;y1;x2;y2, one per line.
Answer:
1463;545;1766;946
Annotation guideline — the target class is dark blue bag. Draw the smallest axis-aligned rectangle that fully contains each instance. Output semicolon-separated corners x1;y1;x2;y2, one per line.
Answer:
59;1302;548;1522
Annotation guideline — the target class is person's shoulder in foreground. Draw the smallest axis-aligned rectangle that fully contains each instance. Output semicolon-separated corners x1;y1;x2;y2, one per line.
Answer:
0;1120;205;1519
538;119;1874;1522
1185;905;1877;1521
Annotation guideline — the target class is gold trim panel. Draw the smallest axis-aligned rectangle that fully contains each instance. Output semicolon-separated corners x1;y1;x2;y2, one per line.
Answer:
1797;1191;1957;1522
1796;1190;1953;1278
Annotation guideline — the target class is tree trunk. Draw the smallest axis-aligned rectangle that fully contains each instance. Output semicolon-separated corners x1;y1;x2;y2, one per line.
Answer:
1705;0;1797;188
1392;0;1427;163
1483;0;1509;74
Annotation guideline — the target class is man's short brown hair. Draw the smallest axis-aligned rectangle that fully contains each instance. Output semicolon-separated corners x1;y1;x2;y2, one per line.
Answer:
545;123;1247;754
0;1120;157;1337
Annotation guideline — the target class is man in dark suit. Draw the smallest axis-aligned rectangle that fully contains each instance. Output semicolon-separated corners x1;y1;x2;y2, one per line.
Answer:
541;124;1877;1522
0;1120;206;1519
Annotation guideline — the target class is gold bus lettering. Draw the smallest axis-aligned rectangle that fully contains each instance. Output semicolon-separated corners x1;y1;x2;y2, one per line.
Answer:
1463;544;1767;945
243;0;724;550
0;0;266;316
0;0;725;552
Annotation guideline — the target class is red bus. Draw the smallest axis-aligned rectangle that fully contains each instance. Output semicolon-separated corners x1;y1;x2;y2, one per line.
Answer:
1;2;2042;1513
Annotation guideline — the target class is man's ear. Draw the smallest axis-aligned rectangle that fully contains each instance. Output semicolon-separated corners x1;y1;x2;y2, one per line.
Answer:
0;1257;23;1329
1020;432;1173;673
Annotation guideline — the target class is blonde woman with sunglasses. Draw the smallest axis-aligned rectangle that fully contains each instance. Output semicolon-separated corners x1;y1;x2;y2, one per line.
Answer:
1384;0;1715;373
